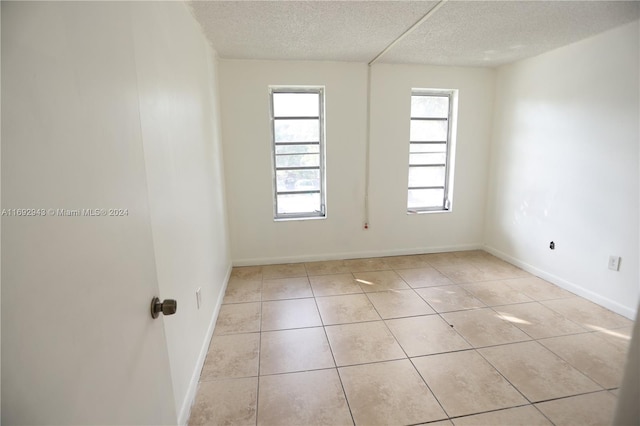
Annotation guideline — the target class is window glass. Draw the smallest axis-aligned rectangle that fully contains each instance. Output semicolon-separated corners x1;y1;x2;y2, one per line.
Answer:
271;88;326;219
407;91;456;212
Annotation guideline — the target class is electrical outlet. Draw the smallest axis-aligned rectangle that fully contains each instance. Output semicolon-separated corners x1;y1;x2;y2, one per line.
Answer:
608;256;621;271
196;287;202;309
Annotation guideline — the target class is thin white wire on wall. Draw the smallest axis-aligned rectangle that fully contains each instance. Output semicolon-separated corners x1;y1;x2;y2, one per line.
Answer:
362;0;448;229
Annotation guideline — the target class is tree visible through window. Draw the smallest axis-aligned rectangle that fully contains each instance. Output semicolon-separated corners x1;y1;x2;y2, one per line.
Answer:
408;90;457;212
270;87;326;219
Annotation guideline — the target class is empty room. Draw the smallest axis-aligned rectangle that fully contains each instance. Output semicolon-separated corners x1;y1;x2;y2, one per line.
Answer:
2;1;639;425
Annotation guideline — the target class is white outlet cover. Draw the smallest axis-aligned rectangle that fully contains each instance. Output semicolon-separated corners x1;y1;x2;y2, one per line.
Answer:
608;256;621;271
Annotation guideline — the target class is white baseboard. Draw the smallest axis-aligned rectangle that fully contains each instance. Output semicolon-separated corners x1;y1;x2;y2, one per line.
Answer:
232;243;483;267
484;245;638;320
177;263;233;426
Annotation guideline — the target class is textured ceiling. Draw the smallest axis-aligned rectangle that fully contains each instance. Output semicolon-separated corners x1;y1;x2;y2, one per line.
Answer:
189;0;640;67
383;0;640;66
190;1;439;62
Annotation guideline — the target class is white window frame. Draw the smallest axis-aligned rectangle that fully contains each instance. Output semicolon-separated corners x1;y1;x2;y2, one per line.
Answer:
407;88;457;214
269;86;326;220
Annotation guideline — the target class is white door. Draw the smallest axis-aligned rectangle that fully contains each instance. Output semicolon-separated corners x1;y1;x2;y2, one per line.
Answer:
2;2;176;424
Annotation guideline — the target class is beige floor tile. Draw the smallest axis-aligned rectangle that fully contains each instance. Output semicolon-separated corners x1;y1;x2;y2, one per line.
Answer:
366;289;435;319
325;321;406;366
454;250;493;260
257;369;352;426
422;252;469;268
189;377;257;426
413;350;527;417
316;294;380;325
441;308;531;347
471;259;530;280
339;359;447;425
259;327;334;375
353;270;410;292
541;297;633;330
261;298;321;331
195;253;634;426
593;326;633;351
437;262;483;273
230;266;263;280
460;250;504;265
436;264;494;284
535;391;617;426
609;388;620;396
309;273;362;297
494;302;586;339
452;405;552;426
223;278;262;304
539;333;628;389
466;254;509;266
386;315;470;357
503;276;574;301
461;281;533;306
382;255;432;270
201;333;259;380
195;250;632;426
344;257;391;272
214;302;261;335
396;266;454;288
422;421;453;426
261;262;307;279
415;285;485;313
262;276;313;301
479;341;602;402
305;260;351;276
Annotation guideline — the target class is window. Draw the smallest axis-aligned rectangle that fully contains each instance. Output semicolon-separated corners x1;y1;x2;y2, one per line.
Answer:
270;87;326;220
407;89;457;213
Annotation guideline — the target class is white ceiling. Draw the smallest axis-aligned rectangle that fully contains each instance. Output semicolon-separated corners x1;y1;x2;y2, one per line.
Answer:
189;0;640;67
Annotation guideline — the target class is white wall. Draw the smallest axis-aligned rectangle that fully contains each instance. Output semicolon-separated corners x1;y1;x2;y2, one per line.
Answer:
485;20;640;319
220;60;495;265
130;3;231;423
370;64;495;253
1;2;230;424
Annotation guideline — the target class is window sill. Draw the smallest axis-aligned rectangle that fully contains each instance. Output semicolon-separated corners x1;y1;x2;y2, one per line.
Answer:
274;215;327;222
407;209;452;215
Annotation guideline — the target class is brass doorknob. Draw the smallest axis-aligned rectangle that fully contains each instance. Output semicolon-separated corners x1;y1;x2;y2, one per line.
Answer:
151;297;177;319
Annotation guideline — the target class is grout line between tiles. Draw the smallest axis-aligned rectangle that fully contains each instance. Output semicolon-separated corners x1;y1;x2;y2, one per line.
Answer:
531;403;556;426
535;337;614;390
531;388;615;405
406;355;451;420
309;277;358;426
254;277;264;426
216;252;628;426
199;374;259;383
257;365;340;378
362;289;451;421
431;306;537;411
440;402;539;424
472;346;534;406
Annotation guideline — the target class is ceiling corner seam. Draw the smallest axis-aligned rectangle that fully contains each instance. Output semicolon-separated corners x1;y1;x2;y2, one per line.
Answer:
368;0;449;66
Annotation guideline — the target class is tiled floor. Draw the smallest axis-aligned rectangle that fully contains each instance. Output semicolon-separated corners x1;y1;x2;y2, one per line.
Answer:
188;251;634;426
